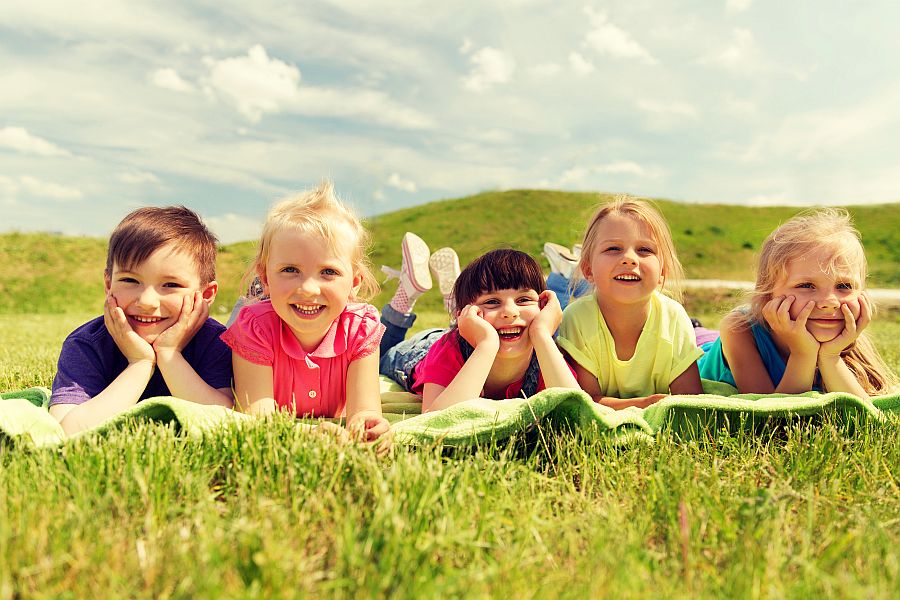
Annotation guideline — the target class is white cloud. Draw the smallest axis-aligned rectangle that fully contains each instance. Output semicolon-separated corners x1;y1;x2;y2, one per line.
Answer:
582;8;657;65
726;0;753;14
462;46;516;92
294;87;433;129
0;127;70;157
150;68;195;93
701;28;757;72
373;189;386;201
17;175;82;200
637;99;698;118
386;173;417;193
119;171;162;185
568;52;594;75
207;45;301;122
459;37;475;54
557;161;661;187
204;212;263;245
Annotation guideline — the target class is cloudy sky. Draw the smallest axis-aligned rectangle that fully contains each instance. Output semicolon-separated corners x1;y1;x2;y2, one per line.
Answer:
2;0;900;243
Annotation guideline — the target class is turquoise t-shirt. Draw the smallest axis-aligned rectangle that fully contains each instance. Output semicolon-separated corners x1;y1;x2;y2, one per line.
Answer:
698;322;786;388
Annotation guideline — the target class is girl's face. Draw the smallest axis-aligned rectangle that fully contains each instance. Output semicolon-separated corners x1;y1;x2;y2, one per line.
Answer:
470;288;541;359
261;227;361;351
582;213;663;309
770;248;862;343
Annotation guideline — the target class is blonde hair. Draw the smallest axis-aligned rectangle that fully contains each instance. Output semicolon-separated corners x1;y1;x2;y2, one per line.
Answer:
574;194;684;301
745;208;897;395
245;180;378;302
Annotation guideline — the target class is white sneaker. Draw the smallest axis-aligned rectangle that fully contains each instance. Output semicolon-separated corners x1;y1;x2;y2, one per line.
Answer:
381;232;432;309
429;247;461;315
543;242;578;279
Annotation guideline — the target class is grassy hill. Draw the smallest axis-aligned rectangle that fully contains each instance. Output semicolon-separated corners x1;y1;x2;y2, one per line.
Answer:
1;190;898;315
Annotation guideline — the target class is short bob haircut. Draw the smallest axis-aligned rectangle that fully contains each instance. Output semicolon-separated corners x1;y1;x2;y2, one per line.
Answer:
452;249;546;311
106;206;218;284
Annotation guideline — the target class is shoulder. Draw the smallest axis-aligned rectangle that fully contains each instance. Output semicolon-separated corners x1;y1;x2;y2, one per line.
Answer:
63;316;110;344
562;294;598;319
226;301;279;335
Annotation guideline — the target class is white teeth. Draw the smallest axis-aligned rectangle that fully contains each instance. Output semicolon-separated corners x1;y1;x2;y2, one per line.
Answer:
498;327;524;335
614;274;641;281
292;304;322;315
132;315;163;323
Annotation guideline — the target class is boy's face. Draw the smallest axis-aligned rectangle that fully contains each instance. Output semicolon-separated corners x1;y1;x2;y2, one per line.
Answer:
105;242;217;344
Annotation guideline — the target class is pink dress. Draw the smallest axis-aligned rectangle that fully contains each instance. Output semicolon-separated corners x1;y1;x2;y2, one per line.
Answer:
222;301;384;417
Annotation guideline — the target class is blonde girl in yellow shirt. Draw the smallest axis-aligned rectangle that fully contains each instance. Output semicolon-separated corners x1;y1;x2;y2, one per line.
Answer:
557;195;704;409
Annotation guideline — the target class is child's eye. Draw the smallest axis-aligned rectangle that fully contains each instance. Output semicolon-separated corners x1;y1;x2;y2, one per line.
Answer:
639;246;655;254
604;246;621;252
517;296;538;304
163;282;185;288
280;266;299;274
795;282;814;289
322;268;340;276
482;299;500;306
836;282;854;290
118;277;138;284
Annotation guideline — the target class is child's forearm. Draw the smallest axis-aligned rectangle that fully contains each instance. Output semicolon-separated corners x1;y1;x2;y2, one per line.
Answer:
774;352;818;394
156;351;234;407
817;355;867;397
426;342;498;412
593;394;667;410
55;359;155;435
531;333;579;390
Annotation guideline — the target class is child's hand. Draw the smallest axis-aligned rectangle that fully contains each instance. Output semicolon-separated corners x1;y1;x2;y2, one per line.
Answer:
457;304;500;349
347;411;392;457
819;295;871;358
762;295;819;357
529;290;563;340
104;293;155;365
310;421;352;442
153;292;208;359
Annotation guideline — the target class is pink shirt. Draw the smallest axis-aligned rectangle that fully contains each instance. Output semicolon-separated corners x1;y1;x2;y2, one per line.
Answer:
222;301;384;417
411;330;575;399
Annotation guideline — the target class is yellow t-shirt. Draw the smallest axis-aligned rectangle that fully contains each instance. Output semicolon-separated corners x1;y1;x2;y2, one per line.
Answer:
557;291;703;398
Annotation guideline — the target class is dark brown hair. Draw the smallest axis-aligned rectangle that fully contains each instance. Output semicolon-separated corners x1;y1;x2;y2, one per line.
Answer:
106;206;218;284
452;249;546;310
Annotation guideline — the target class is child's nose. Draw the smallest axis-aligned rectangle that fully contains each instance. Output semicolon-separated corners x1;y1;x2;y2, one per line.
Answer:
501;301;519;318
135;288;160;309
298;276;320;296
817;290;840;310
621;249;638;264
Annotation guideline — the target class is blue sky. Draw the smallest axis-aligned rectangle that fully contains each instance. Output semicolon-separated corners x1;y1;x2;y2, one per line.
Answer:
2;0;900;243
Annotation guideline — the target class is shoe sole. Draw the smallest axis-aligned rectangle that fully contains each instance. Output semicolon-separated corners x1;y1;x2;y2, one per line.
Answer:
429;248;461;295
402;233;432;292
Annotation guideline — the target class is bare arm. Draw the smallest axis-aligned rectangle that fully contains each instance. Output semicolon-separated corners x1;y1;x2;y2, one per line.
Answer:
529;290;579;390
232;354;277;416
50;294;158;435
669;362;703;395
50;360;156;435
720;312;777;394
153;292;233;407
422;305;500;412
344;352;390;451
572;361;665;410
817;297;870;397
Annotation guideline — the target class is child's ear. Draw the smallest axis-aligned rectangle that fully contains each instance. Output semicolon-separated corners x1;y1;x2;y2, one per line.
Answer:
201;280;218;304
257;266;270;295
350;271;363;298
104;271;111;293
580;261;593;282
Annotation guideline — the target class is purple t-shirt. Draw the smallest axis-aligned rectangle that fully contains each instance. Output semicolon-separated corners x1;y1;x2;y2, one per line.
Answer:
50;316;233;406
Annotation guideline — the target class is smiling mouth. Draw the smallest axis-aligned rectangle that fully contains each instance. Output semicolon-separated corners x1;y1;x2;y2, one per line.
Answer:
128;315;166;326
497;326;525;342
613;274;641;282
291;303;325;318
809;318;843;326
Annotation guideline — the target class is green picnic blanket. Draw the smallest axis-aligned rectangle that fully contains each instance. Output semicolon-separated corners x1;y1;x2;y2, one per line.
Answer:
2;380;898;449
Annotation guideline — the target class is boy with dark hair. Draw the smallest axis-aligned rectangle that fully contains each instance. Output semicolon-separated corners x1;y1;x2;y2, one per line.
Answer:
50;206;233;434
378;234;579;413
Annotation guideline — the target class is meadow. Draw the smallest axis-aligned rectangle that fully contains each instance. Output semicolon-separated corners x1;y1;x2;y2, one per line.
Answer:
2;192;899;598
